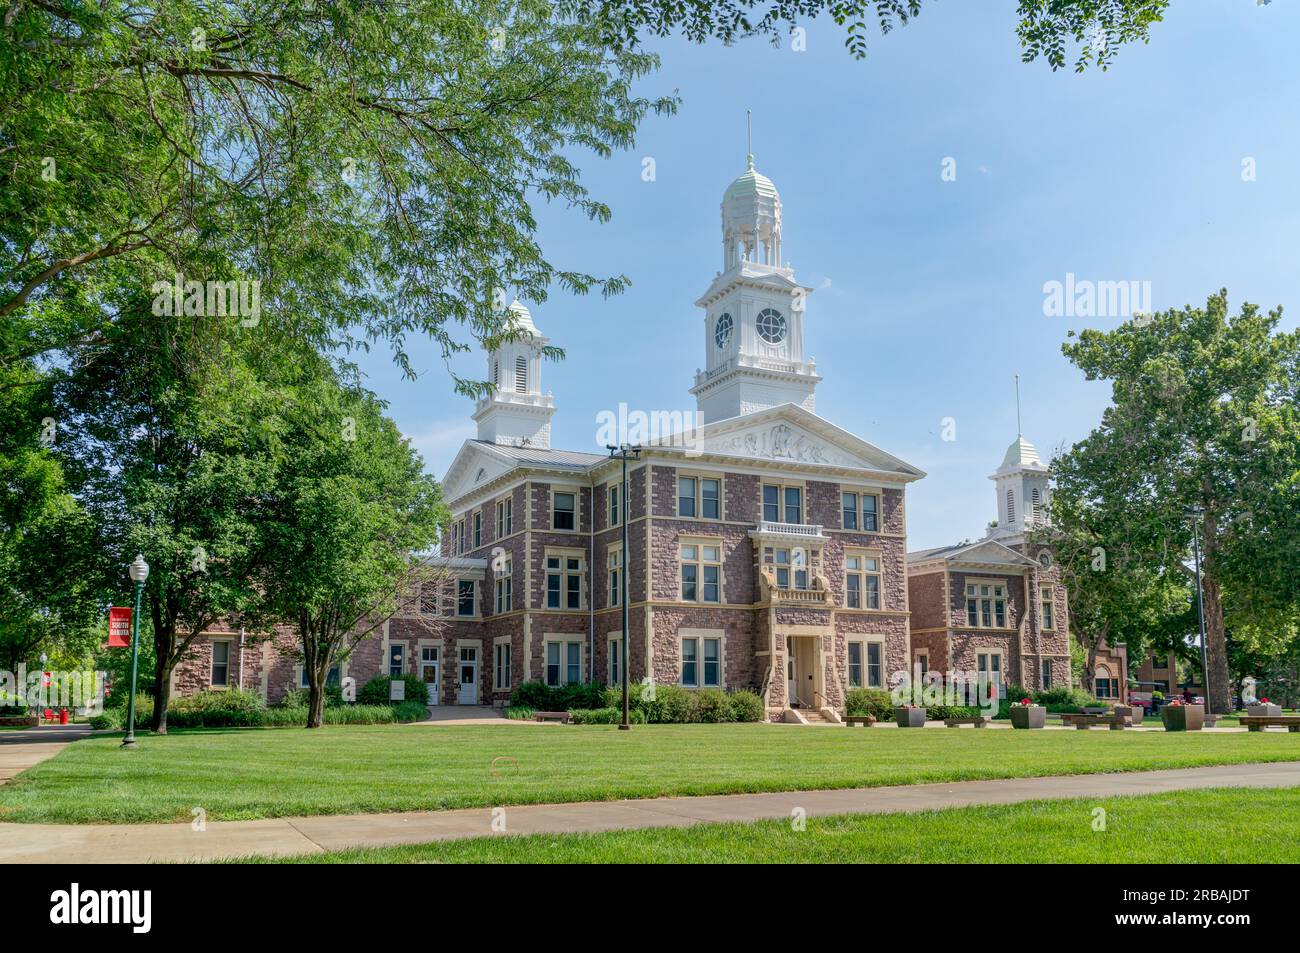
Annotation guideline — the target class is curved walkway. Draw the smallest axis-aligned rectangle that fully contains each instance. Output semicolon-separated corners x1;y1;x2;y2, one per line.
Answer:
0;724;92;784
3;759;1297;863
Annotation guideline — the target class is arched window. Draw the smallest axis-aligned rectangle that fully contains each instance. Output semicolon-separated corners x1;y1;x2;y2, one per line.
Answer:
1006;488;1016;523
515;356;528;393
1031;488;1041;523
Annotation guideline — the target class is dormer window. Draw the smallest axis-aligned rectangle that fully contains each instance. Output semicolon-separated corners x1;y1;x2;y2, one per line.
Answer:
756;308;786;344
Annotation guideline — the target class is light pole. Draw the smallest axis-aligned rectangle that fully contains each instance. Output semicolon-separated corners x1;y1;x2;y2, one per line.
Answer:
607;443;641;730
1184;506;1212;713
122;554;149;748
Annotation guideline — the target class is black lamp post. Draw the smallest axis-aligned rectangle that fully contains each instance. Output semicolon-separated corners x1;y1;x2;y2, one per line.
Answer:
122;554;149;748
607;443;641;730
1184;506;1212;713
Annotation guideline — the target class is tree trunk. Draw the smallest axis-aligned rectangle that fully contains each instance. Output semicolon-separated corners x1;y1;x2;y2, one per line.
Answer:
150;648;172;734
1201;572;1233;714
306;667;326;728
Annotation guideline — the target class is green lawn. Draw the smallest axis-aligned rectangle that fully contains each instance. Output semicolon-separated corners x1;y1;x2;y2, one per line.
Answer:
238;786;1300;863
3;722;1299;824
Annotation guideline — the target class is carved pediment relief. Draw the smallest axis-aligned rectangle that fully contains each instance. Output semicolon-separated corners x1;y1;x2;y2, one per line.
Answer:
710;423;851;467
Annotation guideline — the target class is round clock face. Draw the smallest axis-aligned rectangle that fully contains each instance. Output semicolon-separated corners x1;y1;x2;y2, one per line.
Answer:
1038;551;1053;569
756;307;786;344
714;313;733;348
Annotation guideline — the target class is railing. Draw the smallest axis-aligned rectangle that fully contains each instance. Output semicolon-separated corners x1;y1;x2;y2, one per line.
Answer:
770;586;830;606
753;521;824;538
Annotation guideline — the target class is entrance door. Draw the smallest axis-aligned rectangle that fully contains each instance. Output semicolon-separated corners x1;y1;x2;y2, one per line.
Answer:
786;637;798;707
420;646;440;705
458;647;479;704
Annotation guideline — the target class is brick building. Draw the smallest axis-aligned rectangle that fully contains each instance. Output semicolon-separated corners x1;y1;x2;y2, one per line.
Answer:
171;152;1074;719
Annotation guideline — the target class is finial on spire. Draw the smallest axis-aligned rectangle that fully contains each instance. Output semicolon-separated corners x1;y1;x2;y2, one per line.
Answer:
746;109;753;169
1014;374;1022;437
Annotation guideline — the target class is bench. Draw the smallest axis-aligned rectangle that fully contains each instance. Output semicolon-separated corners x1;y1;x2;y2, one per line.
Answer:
944;716;991;728
1239;715;1300;732
532;711;572;724
844;714;876;727
1060;713;1130;730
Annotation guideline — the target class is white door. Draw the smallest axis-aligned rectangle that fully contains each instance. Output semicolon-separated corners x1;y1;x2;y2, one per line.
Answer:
421;647;440;705
458;647;479;705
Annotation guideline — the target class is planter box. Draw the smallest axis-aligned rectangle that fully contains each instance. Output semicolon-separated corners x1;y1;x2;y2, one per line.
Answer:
0;715;38;728
1114;704;1144;725
1247;704;1282;717
1010;705;1046;729
894;707;927;728
1161;704;1205;732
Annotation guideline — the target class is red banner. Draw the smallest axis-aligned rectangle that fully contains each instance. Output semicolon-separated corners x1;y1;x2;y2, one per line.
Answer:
108;606;132;648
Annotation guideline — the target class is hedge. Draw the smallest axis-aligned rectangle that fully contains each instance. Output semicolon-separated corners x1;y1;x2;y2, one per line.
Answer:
88;697;427;730
359;674;429;706
845;688;894;720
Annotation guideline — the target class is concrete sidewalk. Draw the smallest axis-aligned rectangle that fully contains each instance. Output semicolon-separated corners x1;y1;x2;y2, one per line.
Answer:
0;724;91;784
3;760;1297;863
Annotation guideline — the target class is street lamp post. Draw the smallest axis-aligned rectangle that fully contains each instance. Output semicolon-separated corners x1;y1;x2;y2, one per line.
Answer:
1184;506;1212;714
122;554;149;748
607;444;641;730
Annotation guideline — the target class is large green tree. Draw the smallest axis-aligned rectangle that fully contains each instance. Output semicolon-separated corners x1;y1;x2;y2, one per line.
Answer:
1054;290;1300;712
252;360;446;728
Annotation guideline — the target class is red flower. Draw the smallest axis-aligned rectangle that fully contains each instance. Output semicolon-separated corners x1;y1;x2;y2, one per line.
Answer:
1020;698;1032;706
1259;698;1271;704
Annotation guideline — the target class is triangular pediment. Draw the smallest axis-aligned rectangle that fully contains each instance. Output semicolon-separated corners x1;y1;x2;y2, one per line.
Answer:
937;539;1036;568
441;442;517;503
668;404;924;478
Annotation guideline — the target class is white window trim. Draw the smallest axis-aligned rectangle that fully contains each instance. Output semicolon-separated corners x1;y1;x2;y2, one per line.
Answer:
550;485;580;533
455;577;480;618
678;536;723;604
493;636;512;692
607;632;623;687
607;543;623;608
846;637;886;690
544;548;586;611
495;495;514;538
1039;584;1055;631
760;480;805;525
543;634;587;687
964;577;1011;630
209;637;233;689
844;547;883;610
678;628;725;689
494;562;513;614
676;471;723;520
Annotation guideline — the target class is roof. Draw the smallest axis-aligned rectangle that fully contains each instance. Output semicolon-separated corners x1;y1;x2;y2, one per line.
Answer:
999;435;1045;470
506;299;541;337
472;441;604;470
723;155;779;203
907;538;1037;568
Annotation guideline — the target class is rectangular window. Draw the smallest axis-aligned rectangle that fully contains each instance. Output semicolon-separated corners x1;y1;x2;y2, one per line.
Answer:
703;638;721;688
1041;658;1052;690
608;638;620;686
862;494;879;532
978;653;1004;698
680;543;721;603
473;511;481;549
495;563;512;614
452;519;465;555
388;643;405;677
210;641;229;687
762;484;780;523
495;497;512;538
847;642;863;688
966;582;1007;628
678;476;697;517
608;548;622;606
457;580;476;617
845;552;881;609
301;664;340;689
1040;585;1054;630
772;548;808;590
867;642;882;688
701;478;721;520
494;643;511;691
544;640;584;687
553;491;576;531
842;491;858;530
546;554;584;610
608;484;620;526
681;637;699;687
784;486;802;524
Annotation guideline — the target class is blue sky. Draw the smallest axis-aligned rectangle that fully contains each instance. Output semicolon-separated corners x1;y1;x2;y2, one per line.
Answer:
358;1;1300;550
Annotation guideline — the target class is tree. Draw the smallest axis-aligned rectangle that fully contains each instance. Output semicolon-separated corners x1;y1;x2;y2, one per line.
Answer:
592;0;1168;67
1054;290;1300;712
2;0;672;394
51;290;281;732
252;360;446;728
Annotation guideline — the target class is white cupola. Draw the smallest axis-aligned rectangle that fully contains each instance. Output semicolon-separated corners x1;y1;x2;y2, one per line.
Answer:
986;434;1052;544
472;300;555;449
690;143;820;424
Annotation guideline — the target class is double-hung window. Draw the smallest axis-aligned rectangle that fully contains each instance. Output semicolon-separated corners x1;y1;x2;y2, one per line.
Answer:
608;637;620;686
388;643;405;677
773;548;808;590
847;641;882;689
494;561;512;614
845;552;882;609
552;491;576;531
210;641;229;687
862;494;879;532
545;640;584;687
472;511;481;549
608;547;623;606
966;582;1007;628
680;543;721;603
494;642;511;691
1040;585;1054;630
608;484;620;526
977;652;1003;697
677;476;721;519
680;636;722;688
495;497;512;537
457;580;476;617
762;484;802;524
842;492;859;530
546;555;583;610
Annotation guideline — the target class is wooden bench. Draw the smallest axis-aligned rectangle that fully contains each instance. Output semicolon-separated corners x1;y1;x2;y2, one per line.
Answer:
944;716;991;728
532;711;572;724
1060;713;1130;730
844;714;876;727
1239;715;1300;732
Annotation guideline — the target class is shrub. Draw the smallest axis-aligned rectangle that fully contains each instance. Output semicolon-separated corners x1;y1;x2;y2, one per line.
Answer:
556;680;605;711
172;688;265;714
358;674;428;706
569;707;645;725
394;700;429;722
692;688;734;723
845;688;893;720
510;680;555;710
729;690;765;723
648;684;694;723
926;704;981;721
603;679;648;712
503;706;535;720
